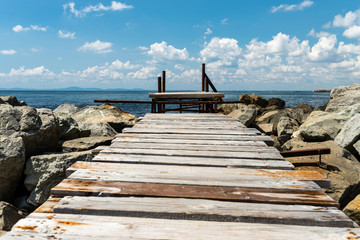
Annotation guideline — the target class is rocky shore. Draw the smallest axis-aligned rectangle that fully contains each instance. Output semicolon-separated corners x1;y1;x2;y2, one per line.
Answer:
1;83;360;231
0;98;137;232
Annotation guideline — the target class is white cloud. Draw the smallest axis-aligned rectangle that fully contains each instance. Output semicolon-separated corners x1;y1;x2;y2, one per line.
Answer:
138;46;149;51
12;24;47;32
333;10;360;28
307;28;331;38
127;66;157;79
221;18;228;24
201;37;241;62
78;40;113;54
1;49;16;55
8;66;54;77
63;1;133;17
147;41;189;61
322;22;331;29
111;60;139;69
270;0;313;13
58;30;76;39
343;25;360;39
12;25;30;32
308;34;337;61
337;42;360;55
205;28;212;35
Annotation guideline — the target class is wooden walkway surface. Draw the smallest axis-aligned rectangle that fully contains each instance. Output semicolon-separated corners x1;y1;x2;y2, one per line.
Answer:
3;113;360;239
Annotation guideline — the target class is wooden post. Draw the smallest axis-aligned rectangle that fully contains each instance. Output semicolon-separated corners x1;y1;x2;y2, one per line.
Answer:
202;63;205;92
162;71;166;93
158;77;162;93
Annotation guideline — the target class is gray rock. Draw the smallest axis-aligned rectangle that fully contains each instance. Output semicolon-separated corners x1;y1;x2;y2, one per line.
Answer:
73;104;138;132
298;111;348;141
0;136;25;202
343;194;360;225
54;113;81;140
256;109;289;128
217;103;240;115
267;98;285;109
277;117;299;137
227;104;257;127
0;95;26;107
0;105;59;157
62;136;114;152
0;202;25;231
53;104;80;115
78;122;117;136
334;114;360;149
353;140;360;156
326;83;360;112
24;151;93;206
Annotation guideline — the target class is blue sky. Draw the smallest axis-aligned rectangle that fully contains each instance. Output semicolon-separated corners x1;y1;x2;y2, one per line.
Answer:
1;0;360;90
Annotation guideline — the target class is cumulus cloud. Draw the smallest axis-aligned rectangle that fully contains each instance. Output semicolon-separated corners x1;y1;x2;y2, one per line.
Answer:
147;41;189;61
1;49;16;55
78;40;113;54
308;29;331;38
201;37;241;63
308;34;337;61
270;0;313;13
12;24;47;32
111;60;139;69
337;42;360;55
58;30;76;39
63;1;133;17
333;10;360;28
127;66;157;79
8;66;54;77
343;25;360;39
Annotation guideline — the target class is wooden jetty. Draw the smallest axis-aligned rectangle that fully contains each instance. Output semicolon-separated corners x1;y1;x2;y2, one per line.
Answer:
3;113;360;239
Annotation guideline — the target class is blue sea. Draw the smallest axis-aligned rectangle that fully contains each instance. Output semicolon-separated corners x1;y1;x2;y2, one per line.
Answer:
0;90;330;117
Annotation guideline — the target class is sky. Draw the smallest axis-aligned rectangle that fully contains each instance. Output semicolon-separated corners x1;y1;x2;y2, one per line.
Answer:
1;0;360;90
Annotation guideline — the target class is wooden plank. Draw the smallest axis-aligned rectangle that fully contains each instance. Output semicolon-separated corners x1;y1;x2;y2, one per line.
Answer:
92;153;295;170
112;137;268;147
148;92;225;99
0;232;135;240
122;128;260;135
51;180;338;207
14;213;359;239
66;162;328;188
99;148;284;160
133;124;247;131
109;142;279;153
33;197;61;214
138;119;246;127
53;196;354;227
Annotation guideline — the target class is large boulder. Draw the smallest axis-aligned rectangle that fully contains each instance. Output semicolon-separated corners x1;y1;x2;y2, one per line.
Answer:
256;109;289;127
53;104;80;116
78;122;117;137
277;117;299;144
0;202;25;231
267;98;285;109
249;94;268;108
0;136;25;202
282;139;360;201
73;104;137;132
298;111;348;142
334;113;360;150
55;113;81;140
217;103;240;115
326;83;360;112
24;151;93;206
62;136;114;152
227;104;257;127
0;95;26;107
343;194;360;225
0;105;59;157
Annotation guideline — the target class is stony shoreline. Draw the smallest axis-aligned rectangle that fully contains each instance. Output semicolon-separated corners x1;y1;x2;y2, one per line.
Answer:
1;83;360;230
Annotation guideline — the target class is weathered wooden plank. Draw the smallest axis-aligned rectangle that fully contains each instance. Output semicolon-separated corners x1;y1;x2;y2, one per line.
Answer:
122;128;260;135
144;113;227;118
112;137;268;147
1;232;137;240
66;162;328;187
116;133;274;146
33;197;61;214
99;148;284;160
110;142;278;153
133;124;247;131
51;179;338;206
54;196;354;227
14;213;359;239
138;119;246;127
92;153;294;170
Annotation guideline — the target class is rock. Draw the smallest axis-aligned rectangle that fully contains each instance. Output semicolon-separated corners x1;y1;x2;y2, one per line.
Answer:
250;94;268;108
277;117;299;137
227;104;257;127
53;104;80;116
217;103;240;115
286;108;310;124
298;111;348;141
62;136;114;152
0;105;59;157
296;103;313;113
73;104;137;132
78;122;117;137
267;98;285;109
257;123;274;135
256;109;289;129
326;83;360;112
55;113;81;140
238;94;252;105
0;202;25;231
0;96;26;107
0;136;25;202
354;140;360;156
343;194;360;225
24;151;93;206
334;113;360;149
270;135;281;150
282;139;360;202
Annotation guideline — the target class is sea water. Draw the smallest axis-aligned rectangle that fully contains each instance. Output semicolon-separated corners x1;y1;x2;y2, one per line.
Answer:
0;90;330;117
